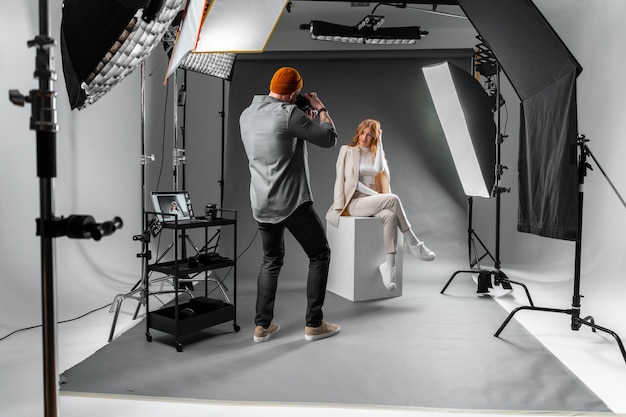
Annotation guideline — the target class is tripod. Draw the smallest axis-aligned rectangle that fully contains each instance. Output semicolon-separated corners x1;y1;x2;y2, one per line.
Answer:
440;58;533;304
495;135;626;364
464;196;495;268
440;186;533;305
9;3;123;415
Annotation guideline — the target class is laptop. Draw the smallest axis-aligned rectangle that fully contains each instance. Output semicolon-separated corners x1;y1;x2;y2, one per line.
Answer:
150;190;196;222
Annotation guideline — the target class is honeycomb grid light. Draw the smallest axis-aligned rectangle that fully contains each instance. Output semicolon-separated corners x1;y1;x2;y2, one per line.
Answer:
179;52;236;80
162;13;237;80
61;0;186;110
165;0;287;81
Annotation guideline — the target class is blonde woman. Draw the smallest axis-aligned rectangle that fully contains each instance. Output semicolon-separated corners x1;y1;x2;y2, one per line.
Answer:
326;119;435;291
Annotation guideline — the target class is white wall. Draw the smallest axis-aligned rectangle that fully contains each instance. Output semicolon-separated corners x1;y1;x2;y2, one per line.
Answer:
1;0;625;383
543;2;626;335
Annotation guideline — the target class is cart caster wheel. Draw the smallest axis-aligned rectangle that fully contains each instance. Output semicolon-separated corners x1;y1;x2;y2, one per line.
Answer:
175;342;183;352
233;323;241;332
146;333;152;342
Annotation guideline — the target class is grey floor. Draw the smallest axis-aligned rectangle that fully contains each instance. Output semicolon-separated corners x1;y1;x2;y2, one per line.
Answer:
58;257;609;413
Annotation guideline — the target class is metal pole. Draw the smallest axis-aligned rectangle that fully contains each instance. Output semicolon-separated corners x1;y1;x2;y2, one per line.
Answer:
181;69;187;190
571;141;586;330
36;1;59;415
494;62;502;270
141;62;146;225
12;6;125;412
220;79;226;207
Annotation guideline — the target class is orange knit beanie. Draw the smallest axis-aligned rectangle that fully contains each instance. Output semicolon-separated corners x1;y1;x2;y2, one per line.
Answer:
269;67;303;94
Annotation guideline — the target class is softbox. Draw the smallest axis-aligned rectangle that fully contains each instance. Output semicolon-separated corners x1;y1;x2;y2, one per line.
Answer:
61;0;184;110
458;0;582;240
165;0;287;81
423;61;496;199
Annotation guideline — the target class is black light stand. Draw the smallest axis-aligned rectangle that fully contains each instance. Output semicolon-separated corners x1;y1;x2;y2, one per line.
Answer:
464;195;495;268
109;67;199;342
179;68;188;189
440;53;533;305
495;135;626;364
108;62;162;342
9;2;122;415
219;79;226;208
172;69;186;190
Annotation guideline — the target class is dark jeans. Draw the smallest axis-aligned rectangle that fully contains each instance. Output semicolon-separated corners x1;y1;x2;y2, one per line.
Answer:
255;202;331;328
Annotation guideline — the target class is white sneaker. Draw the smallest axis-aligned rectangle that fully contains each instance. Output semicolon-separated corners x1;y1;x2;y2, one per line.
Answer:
405;241;435;261
379;263;397;291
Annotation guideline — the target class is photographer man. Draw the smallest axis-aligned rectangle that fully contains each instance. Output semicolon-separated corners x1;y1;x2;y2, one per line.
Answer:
240;66;340;343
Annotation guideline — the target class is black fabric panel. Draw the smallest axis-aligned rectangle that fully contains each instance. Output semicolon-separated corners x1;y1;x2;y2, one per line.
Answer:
457;0;581;101
116;0;148;8
61;0;139;82
517;71;579;240
60;0;142;109
457;0;581;241
60;25;86;110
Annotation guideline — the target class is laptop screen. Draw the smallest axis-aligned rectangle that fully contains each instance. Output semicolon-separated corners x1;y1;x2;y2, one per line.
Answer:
150;190;195;221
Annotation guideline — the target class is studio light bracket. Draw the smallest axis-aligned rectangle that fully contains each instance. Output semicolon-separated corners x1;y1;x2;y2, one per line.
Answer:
141;154;156;165
37;215;123;241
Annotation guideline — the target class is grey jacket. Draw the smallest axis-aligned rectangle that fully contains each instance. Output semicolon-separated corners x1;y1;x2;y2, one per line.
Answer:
239;95;337;223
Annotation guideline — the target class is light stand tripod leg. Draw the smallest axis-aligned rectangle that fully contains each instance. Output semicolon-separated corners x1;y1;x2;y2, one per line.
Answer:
465;197;495;268
576;318;626;362
442;269;534;306
496;277;534;306
441;197;495;294
469;230;494;267
494;305;570;337
441;270;475;294
494;306;626;364
494;271;534;306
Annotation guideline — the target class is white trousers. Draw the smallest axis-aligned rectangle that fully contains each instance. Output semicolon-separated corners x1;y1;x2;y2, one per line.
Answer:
346;192;411;254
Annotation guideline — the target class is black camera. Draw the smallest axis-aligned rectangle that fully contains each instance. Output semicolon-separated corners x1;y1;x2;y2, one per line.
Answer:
295;93;311;112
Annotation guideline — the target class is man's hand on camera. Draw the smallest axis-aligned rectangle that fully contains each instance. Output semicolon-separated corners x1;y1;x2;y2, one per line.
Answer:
305;92;324;111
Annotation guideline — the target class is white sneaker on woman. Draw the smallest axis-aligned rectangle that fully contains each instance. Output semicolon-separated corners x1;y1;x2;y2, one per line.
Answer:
379;263;397;291
405;241;435;261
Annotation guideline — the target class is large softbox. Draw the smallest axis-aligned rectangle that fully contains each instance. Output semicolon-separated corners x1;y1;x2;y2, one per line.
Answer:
164;0;287;82
458;0;582;241
61;0;184;109
423;61;496;199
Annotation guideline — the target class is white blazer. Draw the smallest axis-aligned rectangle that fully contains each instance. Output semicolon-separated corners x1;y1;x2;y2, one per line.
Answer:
326;145;391;227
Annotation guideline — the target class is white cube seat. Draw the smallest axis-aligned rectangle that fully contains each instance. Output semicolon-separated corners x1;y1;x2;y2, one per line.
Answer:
326;216;402;301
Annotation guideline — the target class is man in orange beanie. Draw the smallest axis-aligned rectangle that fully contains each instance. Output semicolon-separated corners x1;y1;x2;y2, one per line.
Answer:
240;66;341;343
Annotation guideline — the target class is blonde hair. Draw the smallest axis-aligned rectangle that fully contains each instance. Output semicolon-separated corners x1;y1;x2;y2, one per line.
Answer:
349;119;381;157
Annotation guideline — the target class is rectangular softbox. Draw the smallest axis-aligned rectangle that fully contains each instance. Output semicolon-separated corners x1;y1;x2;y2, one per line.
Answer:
458;0;582;240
